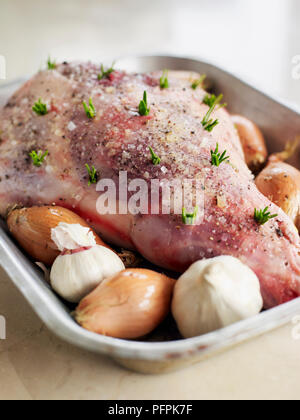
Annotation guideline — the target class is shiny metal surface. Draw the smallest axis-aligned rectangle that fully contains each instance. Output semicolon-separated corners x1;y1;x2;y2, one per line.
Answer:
1;56;300;374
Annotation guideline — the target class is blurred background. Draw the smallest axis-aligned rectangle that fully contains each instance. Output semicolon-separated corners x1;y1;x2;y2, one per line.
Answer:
0;0;299;104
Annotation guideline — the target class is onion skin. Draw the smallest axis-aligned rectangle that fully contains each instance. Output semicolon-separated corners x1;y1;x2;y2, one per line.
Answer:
256;161;300;231
75;268;176;339
7;206;108;265
232;115;268;173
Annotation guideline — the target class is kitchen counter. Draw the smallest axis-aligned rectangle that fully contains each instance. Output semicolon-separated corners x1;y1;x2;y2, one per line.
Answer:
0;0;300;400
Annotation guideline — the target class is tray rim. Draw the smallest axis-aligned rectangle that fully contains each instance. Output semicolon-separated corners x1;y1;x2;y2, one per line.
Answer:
1;54;300;363
116;53;300;114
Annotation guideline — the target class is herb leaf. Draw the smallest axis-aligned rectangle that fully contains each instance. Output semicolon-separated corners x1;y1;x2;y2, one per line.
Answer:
211;143;230;167
149;146;161;165
47;57;56;70
83;98;96;119
201;94;226;132
160;70;169;89
139;91;150;116
32;99;48;116
182;206;199;225
203;119;219;132
29;150;48;167
191;74;206;90
98;62;115;80
203;94;217;107
254;207;278;225
85;164;98;186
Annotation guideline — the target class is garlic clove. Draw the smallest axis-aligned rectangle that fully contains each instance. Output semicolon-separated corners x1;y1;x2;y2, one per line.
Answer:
50;245;125;303
7;206;108;265
51;222;97;251
172;256;263;338
75;268;176;339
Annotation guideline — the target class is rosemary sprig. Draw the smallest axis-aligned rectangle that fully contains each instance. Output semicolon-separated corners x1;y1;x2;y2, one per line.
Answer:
98;62;115;80
202;118;219;132
203;93;222;107
201;94;226;132
29;150;48;167
149;146;161;165
47;57;56;70
254;207;278;225
211;143;230;167
85;164;98;186
191;74;206;90
160;70;169;89
83;98;96;119
32;99;48;116
139;91;150;116
182;206;199;225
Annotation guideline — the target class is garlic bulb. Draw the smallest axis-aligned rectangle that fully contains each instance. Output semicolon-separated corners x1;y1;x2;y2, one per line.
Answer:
172;256;263;338
50;224;125;302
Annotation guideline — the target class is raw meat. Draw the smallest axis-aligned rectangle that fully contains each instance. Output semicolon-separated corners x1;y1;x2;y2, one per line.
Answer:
1;62;300;308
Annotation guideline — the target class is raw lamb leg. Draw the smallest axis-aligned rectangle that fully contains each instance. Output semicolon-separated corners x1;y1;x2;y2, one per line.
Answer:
0;62;300;308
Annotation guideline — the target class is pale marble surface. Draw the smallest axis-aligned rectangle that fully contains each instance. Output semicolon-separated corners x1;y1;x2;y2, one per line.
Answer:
0;0;300;400
1;266;300;400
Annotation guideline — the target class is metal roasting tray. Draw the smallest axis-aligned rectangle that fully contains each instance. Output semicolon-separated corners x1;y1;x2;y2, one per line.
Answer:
1;55;300;374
